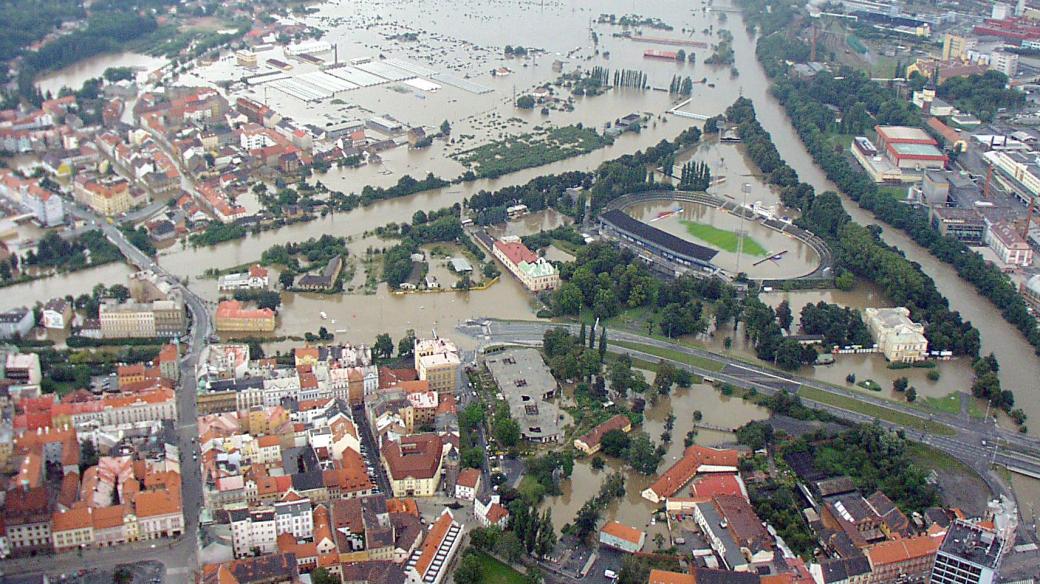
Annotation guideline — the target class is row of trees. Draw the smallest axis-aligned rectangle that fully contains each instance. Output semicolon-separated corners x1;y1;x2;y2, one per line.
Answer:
800;301;873;347
678;160;712;191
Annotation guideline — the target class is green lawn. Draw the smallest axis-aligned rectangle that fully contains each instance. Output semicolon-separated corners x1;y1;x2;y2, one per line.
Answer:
680;219;768;256
797;385;955;435
907;442;979;477
612;340;725;372
472;551;528;584
921;393;962;416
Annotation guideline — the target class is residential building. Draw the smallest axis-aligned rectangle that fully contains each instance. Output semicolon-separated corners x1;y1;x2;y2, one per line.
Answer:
454;468;480;501
229;504;279;558
218;265;270;291
201;553;300;584
42;299;73;330
414;337;460;397
382;434;443;497
475;494;510;528
99;298;186;339
6;352;42;385
991;51;1019;76
215;300;276;333
930;521;1004;584
810;556;873;584
985;220;1033;267
5;487;52;556
863;307;928;363
51;505;94;552
693;495;774;571
864;534;942;584
492;236;560;291
484;348;562;443
0;307;34;339
574;414;632;455
942;33;976;60
295;256;343;291
599;521;646;553
641;445;740;503
74;177;132;216
404;509;463;584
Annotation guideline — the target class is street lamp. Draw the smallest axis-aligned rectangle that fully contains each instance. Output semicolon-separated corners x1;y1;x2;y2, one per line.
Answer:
735;183;751;276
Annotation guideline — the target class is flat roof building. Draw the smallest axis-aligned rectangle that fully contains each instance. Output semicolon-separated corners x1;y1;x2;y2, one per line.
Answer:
930;520;1004;584
483;348;561;443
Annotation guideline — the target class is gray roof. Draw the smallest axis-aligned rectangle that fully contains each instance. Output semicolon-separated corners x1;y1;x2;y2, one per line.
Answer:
484;348;561;442
696;501;747;570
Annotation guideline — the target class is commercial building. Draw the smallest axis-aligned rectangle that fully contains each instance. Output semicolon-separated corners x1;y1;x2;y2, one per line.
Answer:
215;300;276;333
599;209;718;271
0;307;34;339
984;221;1033;267
863;307;928;363
414;337;460;397
850;136;903;183
930;521;1004;584
484;348;562;443
574;414;632;455
381;433;443;497
873;126;947;171
99;298;186;339
599;521;646;553
930;207;986;245
492;236;560;292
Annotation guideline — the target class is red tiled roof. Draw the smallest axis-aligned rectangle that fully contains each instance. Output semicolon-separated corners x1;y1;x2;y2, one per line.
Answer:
456;468;481;489
648;445;739;499
601;521;645;546
494;240;538;265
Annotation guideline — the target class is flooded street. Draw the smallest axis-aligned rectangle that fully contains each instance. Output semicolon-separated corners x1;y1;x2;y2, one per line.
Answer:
542;380;768;537
1;262;134;307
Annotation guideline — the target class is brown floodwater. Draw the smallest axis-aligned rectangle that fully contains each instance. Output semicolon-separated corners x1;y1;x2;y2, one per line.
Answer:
542;380;768;535
20;0;1040;441
36;51;168;95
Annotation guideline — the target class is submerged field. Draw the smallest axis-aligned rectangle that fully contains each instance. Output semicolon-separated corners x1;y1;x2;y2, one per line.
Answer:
681;219;768;256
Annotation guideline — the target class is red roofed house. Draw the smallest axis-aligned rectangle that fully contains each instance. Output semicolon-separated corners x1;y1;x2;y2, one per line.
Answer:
642;445;740;503
599;520;646;553
574;414;632;455
454;468;481;501
475;493;510;528
865;533;944;583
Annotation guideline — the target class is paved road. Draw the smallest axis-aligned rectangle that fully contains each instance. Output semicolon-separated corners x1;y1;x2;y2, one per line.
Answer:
14;201;216;580
460;319;1040;543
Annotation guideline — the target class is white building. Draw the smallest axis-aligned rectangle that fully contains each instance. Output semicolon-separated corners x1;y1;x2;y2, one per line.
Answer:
985;220;1033;267
274;497;313;540
991;51;1019;77
229;504;278;558
0;307;34;339
930;521;1004;584
863;307;929;363
217;265;270;291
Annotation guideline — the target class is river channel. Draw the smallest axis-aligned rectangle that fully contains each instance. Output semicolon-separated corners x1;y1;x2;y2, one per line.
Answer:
11;0;1040;515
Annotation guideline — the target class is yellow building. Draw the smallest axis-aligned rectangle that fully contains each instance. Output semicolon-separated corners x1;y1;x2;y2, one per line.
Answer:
414;337;460;397
382;434;443;497
215;300;276;333
75;177;132;217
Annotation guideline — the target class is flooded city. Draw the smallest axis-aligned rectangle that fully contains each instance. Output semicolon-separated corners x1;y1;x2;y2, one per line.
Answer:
9;0;1040;574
